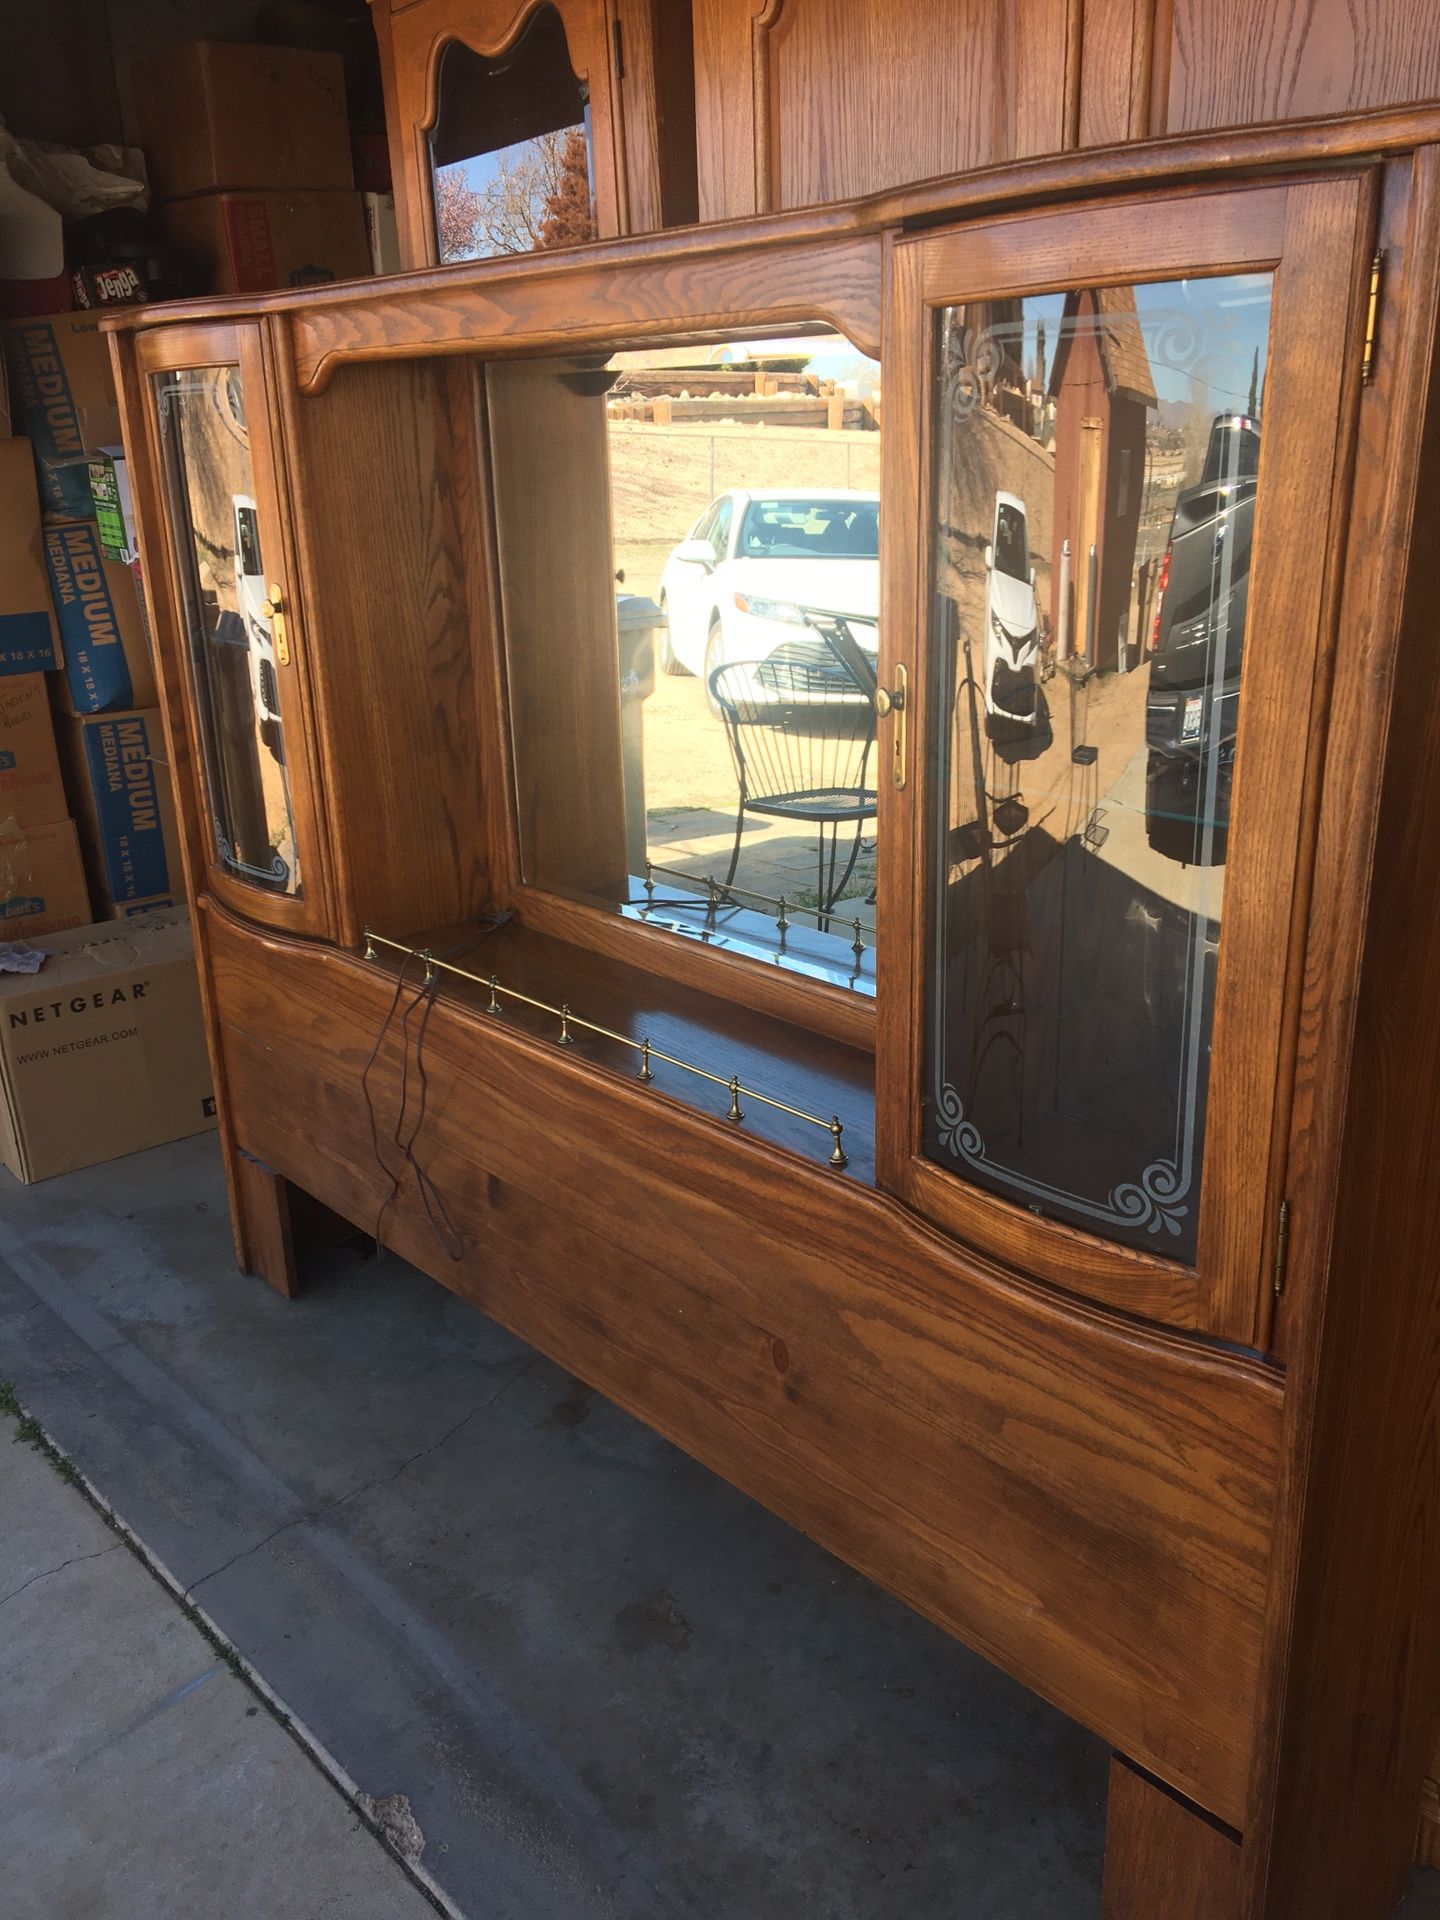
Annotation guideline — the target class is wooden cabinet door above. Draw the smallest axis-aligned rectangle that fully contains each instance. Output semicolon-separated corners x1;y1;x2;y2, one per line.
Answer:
692;0;1078;221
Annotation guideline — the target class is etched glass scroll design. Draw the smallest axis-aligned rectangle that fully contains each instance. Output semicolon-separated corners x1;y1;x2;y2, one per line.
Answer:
923;274;1272;1261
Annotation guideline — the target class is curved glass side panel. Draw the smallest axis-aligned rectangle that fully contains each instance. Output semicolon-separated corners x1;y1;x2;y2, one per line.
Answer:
154;365;301;897
923;274;1273;1260
430;4;595;263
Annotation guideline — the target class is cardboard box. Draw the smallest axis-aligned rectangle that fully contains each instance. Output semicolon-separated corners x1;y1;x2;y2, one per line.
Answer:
44;521;156;713
3;311;122;518
0;910;216;1183
161;190;370;295
59;708;181;914
134;41;353;198
0;438;60;674
363;191;400;276
0;678;66;831
0;819;90;939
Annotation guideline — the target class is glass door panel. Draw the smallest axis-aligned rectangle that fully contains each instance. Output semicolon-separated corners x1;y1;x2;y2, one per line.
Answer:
155;362;302;897
924;275;1270;1262
881;176;1372;1338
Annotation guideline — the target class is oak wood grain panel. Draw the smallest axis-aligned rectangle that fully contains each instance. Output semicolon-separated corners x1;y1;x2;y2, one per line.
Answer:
692;0;1076;221
612;0;698;233
233;1153;298;1298
205;902;1283;1824
485;357;628;902
690;0;761;222
915;183;1289;304
1190;173;1374;1345
274;350;490;944
1245;147;1440;1920
1076;0;1156;147
1162;0;1440;138
1101;1759;1245;1918
288;231;883;391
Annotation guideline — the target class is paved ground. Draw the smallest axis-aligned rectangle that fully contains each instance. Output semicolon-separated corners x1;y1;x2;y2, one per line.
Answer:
0;1424;435;1920
2;1132;1439;1919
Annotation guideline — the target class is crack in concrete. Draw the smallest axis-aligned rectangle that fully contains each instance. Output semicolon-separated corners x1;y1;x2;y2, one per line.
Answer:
187;1356;542;1597
0;1541;122;1609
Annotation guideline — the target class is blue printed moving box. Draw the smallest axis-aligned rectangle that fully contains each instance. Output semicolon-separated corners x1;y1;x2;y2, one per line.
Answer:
44;522;157;714
58;708;182;915
0;439;61;675
3;311;123;519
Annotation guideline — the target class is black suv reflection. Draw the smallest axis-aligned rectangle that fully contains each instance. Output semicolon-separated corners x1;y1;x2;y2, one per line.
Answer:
1144;413;1259;865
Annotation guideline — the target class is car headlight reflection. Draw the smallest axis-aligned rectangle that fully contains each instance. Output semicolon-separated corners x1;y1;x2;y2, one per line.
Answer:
735;593;807;625
990;611;1036;657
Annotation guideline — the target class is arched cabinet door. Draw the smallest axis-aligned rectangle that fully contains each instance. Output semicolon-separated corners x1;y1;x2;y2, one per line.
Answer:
133;322;334;940
375;0;625;270
874;171;1376;1343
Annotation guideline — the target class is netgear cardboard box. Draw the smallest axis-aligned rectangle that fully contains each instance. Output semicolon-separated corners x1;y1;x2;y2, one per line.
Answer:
0;438;61;674
0;910;216;1183
3;311;123;518
0;677;66;831
0;819;91;939
59;708;181;914
44;521;157;713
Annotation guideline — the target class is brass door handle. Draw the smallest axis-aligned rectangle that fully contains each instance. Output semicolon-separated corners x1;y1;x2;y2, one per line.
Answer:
259;584;291;666
875;663;907;789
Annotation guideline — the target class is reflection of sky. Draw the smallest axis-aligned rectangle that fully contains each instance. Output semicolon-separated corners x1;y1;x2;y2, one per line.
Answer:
439;119;592;259
1021;273;1271;414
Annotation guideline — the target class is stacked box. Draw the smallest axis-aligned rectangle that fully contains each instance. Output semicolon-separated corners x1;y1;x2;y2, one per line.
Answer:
0;427;92;931
0;818;90;938
0;909;217;1183
0;678;68;830
43;520;157;714
160;189;370;294
0;438;61;674
132;42;354;198
2;311;122;519
57;707;182;918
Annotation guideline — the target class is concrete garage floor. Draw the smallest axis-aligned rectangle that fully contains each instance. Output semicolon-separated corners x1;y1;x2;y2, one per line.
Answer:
0;1434;433;1920
2;1134;1440;1920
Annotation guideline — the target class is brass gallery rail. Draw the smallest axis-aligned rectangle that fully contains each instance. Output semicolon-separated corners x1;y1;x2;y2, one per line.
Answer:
362;929;851;1168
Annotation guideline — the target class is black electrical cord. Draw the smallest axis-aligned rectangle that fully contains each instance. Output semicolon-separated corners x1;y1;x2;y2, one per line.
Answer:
362;914;511;1262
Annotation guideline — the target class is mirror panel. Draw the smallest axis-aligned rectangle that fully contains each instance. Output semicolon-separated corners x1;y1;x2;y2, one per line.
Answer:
430;5;596;263
490;330;883;994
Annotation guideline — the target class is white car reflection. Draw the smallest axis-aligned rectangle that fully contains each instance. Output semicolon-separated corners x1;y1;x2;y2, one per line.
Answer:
983;490;1040;726
658;488;879;712
232;494;283;758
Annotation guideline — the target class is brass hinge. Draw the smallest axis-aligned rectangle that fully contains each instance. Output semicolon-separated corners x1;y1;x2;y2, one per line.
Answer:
1362;252;1383;384
613;17;624;78
1272;1198;1291;1299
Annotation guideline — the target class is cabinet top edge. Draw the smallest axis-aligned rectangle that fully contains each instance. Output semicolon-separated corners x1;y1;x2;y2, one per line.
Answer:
100;102;1439;338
